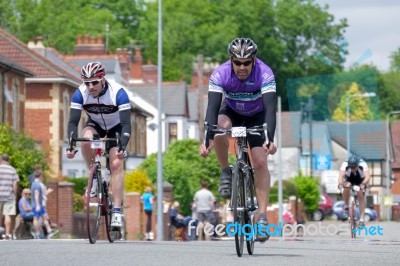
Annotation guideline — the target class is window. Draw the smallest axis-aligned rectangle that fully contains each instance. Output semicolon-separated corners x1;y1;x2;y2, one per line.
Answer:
168;122;178;144
67;170;78;178
368;161;383;186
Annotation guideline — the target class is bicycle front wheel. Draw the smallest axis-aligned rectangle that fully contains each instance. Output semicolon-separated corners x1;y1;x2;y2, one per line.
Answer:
232;162;245;257
86;167;102;244
349;201;356;239
245;169;256;255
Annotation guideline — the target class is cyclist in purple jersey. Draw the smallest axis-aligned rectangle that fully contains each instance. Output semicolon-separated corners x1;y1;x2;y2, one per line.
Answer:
200;38;277;242
66;62;131;227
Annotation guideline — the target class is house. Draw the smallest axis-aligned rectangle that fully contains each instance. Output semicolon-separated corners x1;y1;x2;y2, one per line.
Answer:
0;28;81;178
390;121;400;201
130;82;191;154
0;54;33;128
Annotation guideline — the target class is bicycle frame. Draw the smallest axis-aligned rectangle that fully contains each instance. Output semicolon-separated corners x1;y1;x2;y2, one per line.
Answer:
348;185;360;238
68;132;121;244
204;123;268;256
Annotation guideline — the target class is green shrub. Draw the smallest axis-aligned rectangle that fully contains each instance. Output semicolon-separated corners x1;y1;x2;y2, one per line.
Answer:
73;192;85;212
269;179;298;204
67;177;88;195
292;174;319;213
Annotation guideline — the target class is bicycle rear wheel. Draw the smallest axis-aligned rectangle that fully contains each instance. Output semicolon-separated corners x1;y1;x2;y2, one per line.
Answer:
103;182;115;242
245;169;256;255
104;185;123;243
349;201;356;238
86;167;103;244
232;162;245;257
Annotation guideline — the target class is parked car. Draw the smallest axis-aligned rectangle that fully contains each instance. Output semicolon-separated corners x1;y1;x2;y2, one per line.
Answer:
331;200;378;222
312;194;333;221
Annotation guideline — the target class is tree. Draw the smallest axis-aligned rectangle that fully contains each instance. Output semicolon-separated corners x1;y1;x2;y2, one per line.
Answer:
0;124;48;188
331;82;374;122
137;0;347;99
3;0;133;54
139;139;233;215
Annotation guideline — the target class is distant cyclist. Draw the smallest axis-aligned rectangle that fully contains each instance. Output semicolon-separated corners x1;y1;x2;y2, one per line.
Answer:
199;38;277;242
338;155;370;226
66;62;131;228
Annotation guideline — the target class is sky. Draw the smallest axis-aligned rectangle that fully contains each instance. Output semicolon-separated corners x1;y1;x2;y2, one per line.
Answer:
314;0;400;72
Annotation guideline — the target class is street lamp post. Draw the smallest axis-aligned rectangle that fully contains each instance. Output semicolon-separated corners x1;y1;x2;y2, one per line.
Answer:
345;92;376;159
385;111;400;221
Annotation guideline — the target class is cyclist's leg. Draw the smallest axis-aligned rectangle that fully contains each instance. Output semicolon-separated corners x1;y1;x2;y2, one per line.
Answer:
250;147;270;218
246;112;270;219
109;149;124;207
356;180;366;224
213;110;233;197
214;114;231;168
81;121;103;168
342;181;351;208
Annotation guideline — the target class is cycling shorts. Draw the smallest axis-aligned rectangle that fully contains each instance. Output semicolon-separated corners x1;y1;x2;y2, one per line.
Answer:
85;118;122;151
219;102;265;148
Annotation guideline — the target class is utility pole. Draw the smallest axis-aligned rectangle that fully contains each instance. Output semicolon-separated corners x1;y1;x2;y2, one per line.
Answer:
197;54;205;141
307;97;313;177
105;24;109;53
301;97;313;177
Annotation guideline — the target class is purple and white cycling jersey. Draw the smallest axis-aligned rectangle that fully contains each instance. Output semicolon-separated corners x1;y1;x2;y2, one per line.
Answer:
208;58;276;116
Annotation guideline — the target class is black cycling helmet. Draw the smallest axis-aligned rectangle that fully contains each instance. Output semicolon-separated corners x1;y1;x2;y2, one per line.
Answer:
228;38;258;59
81;62;106;79
347;155;360;168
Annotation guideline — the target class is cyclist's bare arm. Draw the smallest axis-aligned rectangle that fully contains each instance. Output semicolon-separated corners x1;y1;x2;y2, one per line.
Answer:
66;108;82;159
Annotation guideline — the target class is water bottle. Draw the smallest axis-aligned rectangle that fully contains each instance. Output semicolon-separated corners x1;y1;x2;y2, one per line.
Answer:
103;169;111;184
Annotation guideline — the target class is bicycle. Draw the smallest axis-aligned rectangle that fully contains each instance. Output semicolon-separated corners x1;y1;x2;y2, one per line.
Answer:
204;123;269;257
68;132;123;244
348;184;362;239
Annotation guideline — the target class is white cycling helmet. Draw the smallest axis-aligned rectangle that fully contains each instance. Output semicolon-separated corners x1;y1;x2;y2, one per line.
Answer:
81;62;106;79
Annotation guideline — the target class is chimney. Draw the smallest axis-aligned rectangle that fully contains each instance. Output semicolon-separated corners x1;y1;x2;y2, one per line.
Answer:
27;38;35;48
35;36;45;48
117;48;130;81
28;36;45;56
129;48;143;80
74;34;106;56
77;35;82;45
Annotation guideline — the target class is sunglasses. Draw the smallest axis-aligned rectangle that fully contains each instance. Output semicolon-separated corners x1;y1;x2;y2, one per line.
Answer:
232;60;253;67
84;79;101;86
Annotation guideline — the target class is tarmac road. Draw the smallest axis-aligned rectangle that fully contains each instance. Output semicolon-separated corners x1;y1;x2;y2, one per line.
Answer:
1;221;399;266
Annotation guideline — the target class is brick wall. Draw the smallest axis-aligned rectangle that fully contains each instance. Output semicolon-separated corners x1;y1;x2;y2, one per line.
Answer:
57;182;74;235
125;192;142;240
46;185;168;240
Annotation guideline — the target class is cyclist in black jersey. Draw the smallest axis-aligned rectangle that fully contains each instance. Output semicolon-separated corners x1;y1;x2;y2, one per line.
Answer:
338;155;371;227
66;62;131;228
